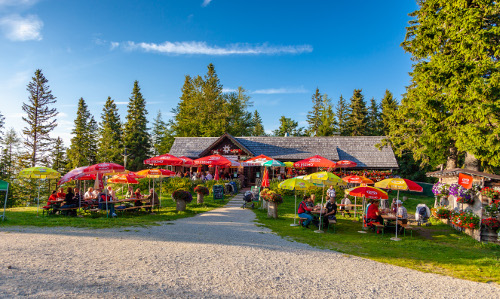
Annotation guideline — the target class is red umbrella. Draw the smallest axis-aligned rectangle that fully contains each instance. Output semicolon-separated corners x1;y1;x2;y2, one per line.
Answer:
244;154;272;165
144;154;184;166
107;174;139;184
336;160;357;168
193;155;233;167
179;156;194;166
261;167;270;188
58;166;89;185
294;155;336;168
214;166;220;180
348;186;388;200
83;163;125;175
342;175;374;185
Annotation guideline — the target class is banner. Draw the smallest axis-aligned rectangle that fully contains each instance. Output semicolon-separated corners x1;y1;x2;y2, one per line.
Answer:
458;173;473;189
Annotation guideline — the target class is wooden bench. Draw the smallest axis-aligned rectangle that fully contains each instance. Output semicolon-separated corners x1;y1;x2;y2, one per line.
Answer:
370;222;385;235
327;219;337;233
299;217;307;227
58;207;79;216
398;221;413;237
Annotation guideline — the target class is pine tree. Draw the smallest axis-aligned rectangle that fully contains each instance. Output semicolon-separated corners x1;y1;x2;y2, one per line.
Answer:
67;98;93;169
380;90;398;136
251;110;265;136
273;116;305;136
151;110;167;155
171;75;201;137
200;63;227;136
367;98;382;136
346;89;368;136
22;69;58;167
50;137;68;174
306;88;323;136
97;97;122;163
317;94;335;136
334;95;349;136
123;81;150;171
225;87;253;136
0;128;21;180
0;110;4;143
87;116;98;165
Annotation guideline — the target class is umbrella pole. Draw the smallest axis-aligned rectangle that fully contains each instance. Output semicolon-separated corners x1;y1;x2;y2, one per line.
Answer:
37;185;40;217
152;178;155;212
354;196;357;218
2;183;8;221
290;191;299;226
391;190;401;241
315;185;325;233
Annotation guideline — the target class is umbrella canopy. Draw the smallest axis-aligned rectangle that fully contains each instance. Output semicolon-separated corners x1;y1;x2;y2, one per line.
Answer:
193;155;233;167
294;155;336;168
144;153;184;166
346;186;388;200
107;174;139;184
58;166;88;185
262;159;285;167
303;171;344;187
135;169;175;178
375;178;423;192
284;162;294;168
19;167;61;179
244;154;272;164
83;163;125;175
261;167;270;188
179;156;194;166
336;160;357;168
342;175;374;185
214;166;220;180
278;177;316;191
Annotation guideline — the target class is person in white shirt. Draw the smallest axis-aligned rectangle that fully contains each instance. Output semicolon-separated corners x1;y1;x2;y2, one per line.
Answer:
396;200;408;224
340;195;351;217
327;186;336;199
205;172;213;180
84;187;95;201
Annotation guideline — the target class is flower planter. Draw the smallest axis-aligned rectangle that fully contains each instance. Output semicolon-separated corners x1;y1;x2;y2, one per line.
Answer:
262;200;268;209
176;199;186;211
481;228;499;243
440;218;450;225
481;196;491;205
197;193;204;204
267;201;278;219
463;227;481;241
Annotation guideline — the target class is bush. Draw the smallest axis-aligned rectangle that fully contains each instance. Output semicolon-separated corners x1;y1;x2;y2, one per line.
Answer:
267;190;283;205
194;185;209;195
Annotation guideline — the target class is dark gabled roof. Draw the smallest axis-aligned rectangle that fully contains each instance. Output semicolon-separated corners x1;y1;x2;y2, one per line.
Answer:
198;133;254;157
426;168;500;181
169;135;399;169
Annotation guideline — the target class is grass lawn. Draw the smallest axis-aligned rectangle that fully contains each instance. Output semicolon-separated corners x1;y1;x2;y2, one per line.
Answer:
0;194;232;229
253;192;500;284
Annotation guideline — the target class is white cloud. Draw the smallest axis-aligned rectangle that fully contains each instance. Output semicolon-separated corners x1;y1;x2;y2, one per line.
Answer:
0;14;43;41
222;88;237;93
0;0;38;7
114;41;313;56
114;101;129;105
252;87;308;94
201;0;212;7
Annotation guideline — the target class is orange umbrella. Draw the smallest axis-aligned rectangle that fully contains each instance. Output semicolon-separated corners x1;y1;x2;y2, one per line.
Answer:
342;175;374;184
107;174;139;184
294;155;336;168
135;169;175;178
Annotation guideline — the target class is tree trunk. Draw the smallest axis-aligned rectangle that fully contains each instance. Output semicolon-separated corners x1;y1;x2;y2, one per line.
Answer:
197;193;204;204
446;146;458;169
267;201;278;219
176;199;186;211
464;152;480;171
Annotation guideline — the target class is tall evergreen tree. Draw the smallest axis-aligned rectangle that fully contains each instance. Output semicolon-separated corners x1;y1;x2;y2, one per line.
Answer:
225;87;253;136
199;63;227;136
87;116;98;165
171;75;201;137
0;128;21;180
367;98;382;136
251;110;265;136
22;69;58;167
317;94;335;136
67;98;93;168
0;110;4;142
123;81;150;171
50;137;68;174
334;95;349;136
273;116;304;136
97;97;122;163
346;89;368;136
306;88;323;136
151;110;167;155
380;90;398;135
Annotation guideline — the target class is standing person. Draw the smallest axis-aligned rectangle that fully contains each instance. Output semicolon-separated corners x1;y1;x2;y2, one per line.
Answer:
298;196;314;228
340;195;351;217
327;186;336;200
107;186;117;201
324;196;338;225
205;171;213;181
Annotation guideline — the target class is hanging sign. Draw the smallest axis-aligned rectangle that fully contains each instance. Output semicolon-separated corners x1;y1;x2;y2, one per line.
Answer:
458;173;473;189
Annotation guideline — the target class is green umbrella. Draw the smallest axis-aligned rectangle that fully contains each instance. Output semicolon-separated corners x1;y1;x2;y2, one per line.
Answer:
262;159;285;167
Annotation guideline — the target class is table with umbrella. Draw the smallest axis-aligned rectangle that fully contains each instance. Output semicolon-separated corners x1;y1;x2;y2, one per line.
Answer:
341;175;375;217
19;167;61;216
345;186;388;233
135;168;175;211
278;177;316;226
262;159;285;179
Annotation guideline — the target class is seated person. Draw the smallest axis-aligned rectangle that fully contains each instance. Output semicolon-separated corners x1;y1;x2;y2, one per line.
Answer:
83;187;96;206
339;195;351;217
366;200;383;226
144;188;159;212
97;189;116;217
60;187;77;216
43;190;58;212
324;196;337;225
297;196;314;228
396;200;408;224
125;186;135;198
134;188;143;206
56;187;66;200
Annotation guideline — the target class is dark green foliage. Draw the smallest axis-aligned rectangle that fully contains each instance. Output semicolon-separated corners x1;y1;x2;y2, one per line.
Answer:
67;98;95;169
251;110;266;136
0;110;4;142
334;95;349;136
367;98;382;136
273;116;305;136
380;90;398;136
22;69;58;167
151;110;174;154
317;94;336;136
306;88;323;136
224;87;253;136
123;81;150;171
97;97;122;163
346;89;368;136
50;137;68;174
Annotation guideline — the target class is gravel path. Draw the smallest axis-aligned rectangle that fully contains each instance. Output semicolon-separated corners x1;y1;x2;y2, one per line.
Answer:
0;193;499;298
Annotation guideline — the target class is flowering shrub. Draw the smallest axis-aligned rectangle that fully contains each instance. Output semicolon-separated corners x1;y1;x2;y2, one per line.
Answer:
435;208;451;219
482;218;500;231
484;201;500;216
194;185;209;195
266;191;283;204
432;182;449;198
449;183;475;204
481;187;499;199
451;210;480;229
456;196;474;205
260;188;270;201
172;189;193;203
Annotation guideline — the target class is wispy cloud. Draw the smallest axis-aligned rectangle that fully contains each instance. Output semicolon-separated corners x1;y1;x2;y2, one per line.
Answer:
0;14;43;41
252;87;308;94
222;88;238;93
114;101;129;105
201;0;212;7
0;0;39;7
113;41;313;56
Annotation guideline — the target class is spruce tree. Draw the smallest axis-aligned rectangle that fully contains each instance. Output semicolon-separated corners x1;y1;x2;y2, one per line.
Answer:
317;94;335;136
367;98;382;136
97;97;122;163
306;88;323;136
380;90;398;136
151;110;167;155
171;75;201;137
225;87;253;136
123;81;150;171
67;98;93;168
346;89;368;136
273;116;304;136
22;69;58;167
335;95;349;136
87;116;98;165
50;137;68;174
251;110;265;136
0;128;21;180
200;63;227;136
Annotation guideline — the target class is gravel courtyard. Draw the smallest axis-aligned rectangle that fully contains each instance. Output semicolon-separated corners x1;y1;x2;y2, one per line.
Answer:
1;195;499;298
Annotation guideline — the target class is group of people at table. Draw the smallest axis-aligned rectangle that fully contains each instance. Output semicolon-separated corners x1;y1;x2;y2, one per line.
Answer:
296;186;408;233
45;186;159;217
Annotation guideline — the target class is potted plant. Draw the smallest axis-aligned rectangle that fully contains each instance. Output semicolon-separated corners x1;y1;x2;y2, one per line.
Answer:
194;185;209;204
482;217;500;232
484;200;500;218
480;187;499;204
436;208;451;219
266;190;283;219
432;182;450;206
260;188;270;209
172;189;193;211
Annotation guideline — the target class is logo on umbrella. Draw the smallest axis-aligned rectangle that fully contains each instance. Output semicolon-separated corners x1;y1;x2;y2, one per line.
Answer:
367;190;377;195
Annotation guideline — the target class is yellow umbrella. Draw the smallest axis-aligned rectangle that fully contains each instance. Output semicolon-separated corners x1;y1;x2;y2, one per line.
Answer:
19;167;61;216
284;162;294;168
279;178;316;227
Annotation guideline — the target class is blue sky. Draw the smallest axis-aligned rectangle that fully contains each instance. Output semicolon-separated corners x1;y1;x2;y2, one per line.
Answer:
0;0;418;146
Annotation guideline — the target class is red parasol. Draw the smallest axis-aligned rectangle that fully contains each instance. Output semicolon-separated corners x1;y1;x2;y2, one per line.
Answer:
214;166;220;180
179;156;194;166
144;153;184;166
348;186;388;200
336;160;357;168
261;167;270;188
193;155;233;167
83;163;125;175
58;166;89;185
135;169;175;178
342;175;374;184
294;155;336;168
107;174;139;184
